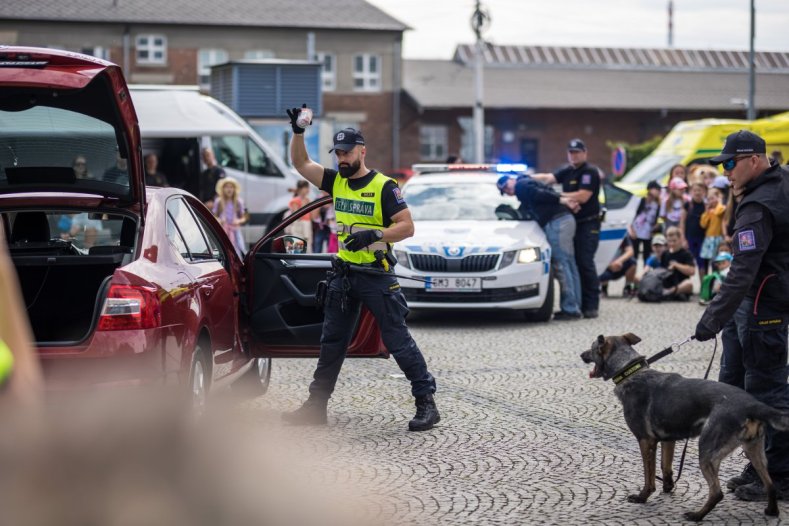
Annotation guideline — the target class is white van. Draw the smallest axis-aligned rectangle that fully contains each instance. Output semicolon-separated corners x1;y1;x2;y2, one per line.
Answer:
129;86;300;246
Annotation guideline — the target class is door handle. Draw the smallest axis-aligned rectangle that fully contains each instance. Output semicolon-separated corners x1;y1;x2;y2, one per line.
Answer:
201;284;214;297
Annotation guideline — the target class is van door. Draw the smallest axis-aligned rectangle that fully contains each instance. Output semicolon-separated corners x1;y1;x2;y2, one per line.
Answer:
595;182;640;275
243;197;386;359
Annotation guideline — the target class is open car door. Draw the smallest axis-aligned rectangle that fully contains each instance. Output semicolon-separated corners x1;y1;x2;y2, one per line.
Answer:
244;196;387;358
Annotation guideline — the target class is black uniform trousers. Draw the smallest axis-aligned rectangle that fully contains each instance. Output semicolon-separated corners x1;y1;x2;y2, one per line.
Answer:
719;298;789;476
308;267;436;400
574;218;601;314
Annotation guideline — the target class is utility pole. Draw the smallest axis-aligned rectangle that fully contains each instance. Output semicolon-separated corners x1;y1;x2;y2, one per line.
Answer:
747;0;756;120
471;1;490;163
667;1;674;48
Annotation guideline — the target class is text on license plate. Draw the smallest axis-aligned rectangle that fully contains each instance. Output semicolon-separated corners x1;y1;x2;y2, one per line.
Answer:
425;277;481;292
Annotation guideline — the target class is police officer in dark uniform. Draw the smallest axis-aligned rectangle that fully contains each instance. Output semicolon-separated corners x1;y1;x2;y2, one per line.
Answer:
534;139;602;318
281;107;439;432
695;130;789;500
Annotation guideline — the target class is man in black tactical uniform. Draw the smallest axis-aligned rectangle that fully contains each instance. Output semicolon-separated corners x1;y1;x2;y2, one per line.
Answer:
280;106;439;432
533;139;602;318
695;130;789;501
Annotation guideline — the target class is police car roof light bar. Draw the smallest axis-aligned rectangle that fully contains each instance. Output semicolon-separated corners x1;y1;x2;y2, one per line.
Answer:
411;163;529;175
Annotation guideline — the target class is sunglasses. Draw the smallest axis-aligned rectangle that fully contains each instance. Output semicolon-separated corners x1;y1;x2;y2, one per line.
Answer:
721;155;752;171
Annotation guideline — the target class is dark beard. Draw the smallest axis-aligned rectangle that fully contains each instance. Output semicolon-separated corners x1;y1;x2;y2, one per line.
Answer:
338;160;361;178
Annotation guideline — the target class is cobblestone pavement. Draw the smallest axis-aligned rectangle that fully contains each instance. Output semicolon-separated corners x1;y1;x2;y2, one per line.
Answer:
248;287;788;525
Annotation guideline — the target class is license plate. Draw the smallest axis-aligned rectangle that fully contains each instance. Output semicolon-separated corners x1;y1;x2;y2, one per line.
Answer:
425;277;481;292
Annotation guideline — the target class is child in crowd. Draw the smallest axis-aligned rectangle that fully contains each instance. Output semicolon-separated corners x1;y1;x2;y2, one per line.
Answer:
699;252;732;305
285;180;313;253
699;187;726;268
643;234;667;272
599;236;638;298
213;177;247;257
668;164;687;184
660;226;696;300
660;177;688;232
628;180;661;265
682;181;708;281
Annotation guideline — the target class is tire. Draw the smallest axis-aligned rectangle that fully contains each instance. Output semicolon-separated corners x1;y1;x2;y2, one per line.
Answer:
233;357;272;399
189;342;211;417
525;272;554;323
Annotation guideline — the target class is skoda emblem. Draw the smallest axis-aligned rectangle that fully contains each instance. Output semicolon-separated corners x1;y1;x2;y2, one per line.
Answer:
445;246;463;257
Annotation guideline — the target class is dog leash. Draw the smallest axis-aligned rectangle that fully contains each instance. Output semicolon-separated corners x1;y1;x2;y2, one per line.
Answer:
653;334;719;488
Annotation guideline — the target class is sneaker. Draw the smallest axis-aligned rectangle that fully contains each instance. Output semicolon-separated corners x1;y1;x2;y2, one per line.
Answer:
583;310;599;319
553;311;582;321
734;476;789;502
727;463;757;491
622;283;637;298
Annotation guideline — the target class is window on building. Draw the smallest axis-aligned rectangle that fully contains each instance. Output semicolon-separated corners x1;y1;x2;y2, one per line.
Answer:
353;54;381;92
316;52;336;92
420;126;448;161
198;48;229;87
459;117;494;162
136;34;167;65
81;46;110;60
243;50;275;60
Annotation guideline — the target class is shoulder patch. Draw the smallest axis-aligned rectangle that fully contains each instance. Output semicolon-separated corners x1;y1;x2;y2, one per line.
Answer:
581;174;591;185
737;229;757;252
393;186;405;204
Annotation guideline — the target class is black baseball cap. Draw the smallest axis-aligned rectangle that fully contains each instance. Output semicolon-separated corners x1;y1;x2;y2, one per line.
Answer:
647;180;661;191
567;138;586;152
328;127;365;153
709;130;766;164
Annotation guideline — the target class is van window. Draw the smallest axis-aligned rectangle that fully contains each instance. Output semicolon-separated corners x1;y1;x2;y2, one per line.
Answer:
248;139;283;177
212;136;246;171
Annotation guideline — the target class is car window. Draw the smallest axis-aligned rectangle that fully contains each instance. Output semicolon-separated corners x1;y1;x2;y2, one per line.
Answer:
189;205;226;263
403;180;520;221
166;211;190;259
212;136;246;171
248;139;282;177
166;198;211;260
602;182;633;210
5;210;130;253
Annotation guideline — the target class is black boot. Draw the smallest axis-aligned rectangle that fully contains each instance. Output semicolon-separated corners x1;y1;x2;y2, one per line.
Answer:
281;396;328;426
408;393;440;432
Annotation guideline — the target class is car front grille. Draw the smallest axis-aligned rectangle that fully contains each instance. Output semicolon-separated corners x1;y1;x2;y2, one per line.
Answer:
410;253;500;273
402;285;539;303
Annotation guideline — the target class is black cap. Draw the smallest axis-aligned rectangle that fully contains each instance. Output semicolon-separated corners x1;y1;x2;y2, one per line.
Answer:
567;138;586;152
328;127;365;153
647;180;661;191
709;130;766;164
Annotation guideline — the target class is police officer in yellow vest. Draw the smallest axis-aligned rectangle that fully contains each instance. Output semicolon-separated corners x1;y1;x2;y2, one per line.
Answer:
282;107;439;431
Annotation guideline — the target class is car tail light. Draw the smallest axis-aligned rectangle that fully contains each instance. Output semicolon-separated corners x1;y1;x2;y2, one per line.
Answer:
98;285;162;331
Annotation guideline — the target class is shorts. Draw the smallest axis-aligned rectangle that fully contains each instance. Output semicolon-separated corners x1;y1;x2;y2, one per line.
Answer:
700;236;722;260
686;235;706;268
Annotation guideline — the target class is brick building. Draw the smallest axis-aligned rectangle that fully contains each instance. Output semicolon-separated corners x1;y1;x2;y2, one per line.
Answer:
402;44;789;173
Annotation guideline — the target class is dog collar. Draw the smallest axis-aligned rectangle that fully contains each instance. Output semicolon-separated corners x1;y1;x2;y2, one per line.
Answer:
612;357;649;385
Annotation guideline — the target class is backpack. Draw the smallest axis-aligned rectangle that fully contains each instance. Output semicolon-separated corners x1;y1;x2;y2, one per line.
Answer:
637;268;671;303
699;272;723;302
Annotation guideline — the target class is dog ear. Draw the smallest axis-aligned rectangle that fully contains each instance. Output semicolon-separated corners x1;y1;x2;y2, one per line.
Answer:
622;333;641;346
597;334;605;346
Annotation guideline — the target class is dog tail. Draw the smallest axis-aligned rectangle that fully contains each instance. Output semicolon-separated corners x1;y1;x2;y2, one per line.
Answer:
754;405;789;432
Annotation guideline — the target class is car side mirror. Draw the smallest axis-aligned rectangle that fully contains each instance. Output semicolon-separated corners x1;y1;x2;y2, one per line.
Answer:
272;235;306;254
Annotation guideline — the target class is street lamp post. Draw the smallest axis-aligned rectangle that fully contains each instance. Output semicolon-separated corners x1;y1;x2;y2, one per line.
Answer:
747;0;756;120
471;1;490;163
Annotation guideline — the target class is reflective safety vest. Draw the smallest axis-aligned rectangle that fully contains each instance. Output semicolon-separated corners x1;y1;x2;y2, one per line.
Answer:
333;171;393;264
0;339;13;388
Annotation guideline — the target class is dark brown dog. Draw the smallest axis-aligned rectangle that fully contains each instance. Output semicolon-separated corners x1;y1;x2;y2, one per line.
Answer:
581;333;789;522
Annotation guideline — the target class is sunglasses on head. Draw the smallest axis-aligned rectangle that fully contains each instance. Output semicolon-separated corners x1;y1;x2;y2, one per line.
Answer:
722;155;752;171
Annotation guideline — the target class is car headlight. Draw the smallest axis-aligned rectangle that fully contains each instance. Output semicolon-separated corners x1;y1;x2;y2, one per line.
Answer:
500;250;517;268
516;247;540;264
393;249;411;269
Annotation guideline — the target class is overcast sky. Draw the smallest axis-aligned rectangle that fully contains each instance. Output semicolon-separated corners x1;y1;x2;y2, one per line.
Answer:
366;0;789;59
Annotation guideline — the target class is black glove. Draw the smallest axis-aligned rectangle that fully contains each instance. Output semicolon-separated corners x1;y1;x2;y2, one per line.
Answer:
694;320;717;342
286;103;308;134
343;229;381;252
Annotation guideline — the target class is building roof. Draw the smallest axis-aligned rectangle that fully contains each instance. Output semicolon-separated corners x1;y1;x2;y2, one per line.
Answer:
404;55;789;112
454;44;789;73
0;0;408;32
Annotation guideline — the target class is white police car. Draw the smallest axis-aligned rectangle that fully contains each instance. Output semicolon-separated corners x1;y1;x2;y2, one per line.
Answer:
392;164;639;320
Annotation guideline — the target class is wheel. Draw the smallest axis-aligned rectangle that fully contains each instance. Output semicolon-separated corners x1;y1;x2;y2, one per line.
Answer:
189;342;211;416
232;357;272;399
525;272;554;323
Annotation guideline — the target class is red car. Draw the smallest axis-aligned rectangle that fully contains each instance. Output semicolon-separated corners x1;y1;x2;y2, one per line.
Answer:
0;47;385;405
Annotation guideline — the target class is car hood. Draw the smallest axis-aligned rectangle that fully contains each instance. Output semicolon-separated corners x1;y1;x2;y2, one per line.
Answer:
0;47;144;210
395;220;546;255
